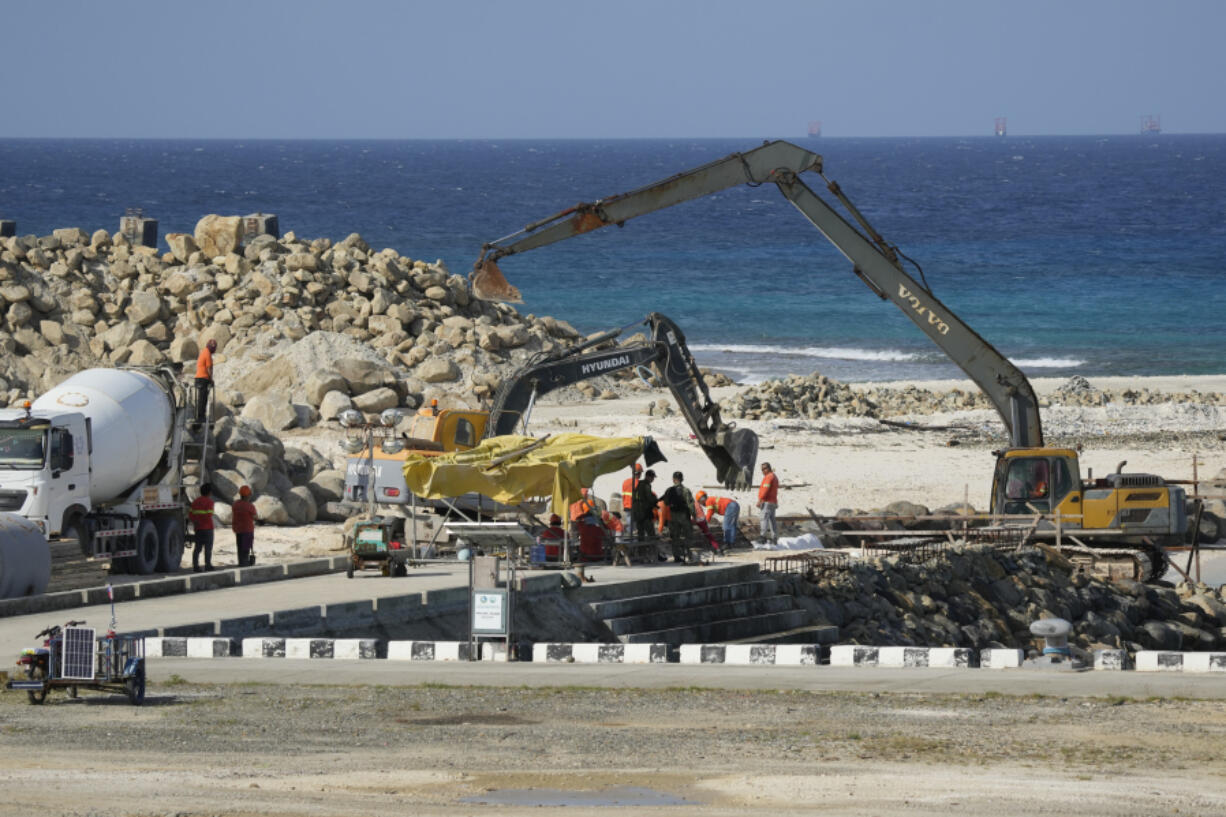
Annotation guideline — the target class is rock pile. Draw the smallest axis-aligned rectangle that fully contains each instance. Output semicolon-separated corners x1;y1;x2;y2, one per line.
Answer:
0;220;584;415
778;544;1226;653
725;372;1226;422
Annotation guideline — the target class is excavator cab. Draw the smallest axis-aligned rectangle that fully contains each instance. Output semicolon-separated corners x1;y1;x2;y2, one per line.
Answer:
991;449;1081;517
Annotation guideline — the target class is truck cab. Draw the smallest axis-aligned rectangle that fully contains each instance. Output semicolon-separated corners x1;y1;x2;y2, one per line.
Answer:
0;407;92;537
991;448;1186;545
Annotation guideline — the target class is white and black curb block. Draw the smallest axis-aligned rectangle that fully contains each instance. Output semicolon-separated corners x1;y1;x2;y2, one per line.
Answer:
830;645;974;668
1094;649;1128;671
533;643;669;664
1135;651;1226;672
386;641;473;662
145;637;236;658
283;638;380;659
678;644;818;665
980;648;1023;669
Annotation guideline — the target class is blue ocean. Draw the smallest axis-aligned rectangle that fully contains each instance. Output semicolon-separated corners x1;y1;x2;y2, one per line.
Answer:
2;136;1223;382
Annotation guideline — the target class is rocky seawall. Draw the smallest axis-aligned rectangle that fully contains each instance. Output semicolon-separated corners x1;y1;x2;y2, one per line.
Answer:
778;544;1226;653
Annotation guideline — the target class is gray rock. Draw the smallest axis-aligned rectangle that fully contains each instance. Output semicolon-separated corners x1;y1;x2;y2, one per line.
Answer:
126;339;166;366
352;386;398;413
208;469;244;503
194;215;244;258
213;416;285;460
241;391;298;432
417;358;460;383
304;369;348;405
333;357;396;395
169;335;199;364
282;485;318;525
254;495;290;526
282;446;316;487
318;390;353;421
308;470;347;505
1139;620;1182;651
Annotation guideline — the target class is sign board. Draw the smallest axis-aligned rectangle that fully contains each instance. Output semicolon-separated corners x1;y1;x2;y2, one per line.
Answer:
471;589;509;635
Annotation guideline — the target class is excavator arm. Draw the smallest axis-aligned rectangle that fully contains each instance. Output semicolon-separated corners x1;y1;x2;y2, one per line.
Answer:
473;140;1043;448
487;313;759;489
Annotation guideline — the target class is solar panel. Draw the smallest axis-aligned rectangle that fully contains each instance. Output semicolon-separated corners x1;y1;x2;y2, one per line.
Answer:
60;627;96;680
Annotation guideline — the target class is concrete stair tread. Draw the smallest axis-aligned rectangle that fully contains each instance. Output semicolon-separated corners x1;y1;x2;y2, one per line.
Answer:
623;609;810;645
587;579;780;619
605;595;798;636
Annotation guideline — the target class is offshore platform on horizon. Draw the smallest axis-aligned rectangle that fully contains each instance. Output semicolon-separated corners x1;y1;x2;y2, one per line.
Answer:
1141;114;1161;134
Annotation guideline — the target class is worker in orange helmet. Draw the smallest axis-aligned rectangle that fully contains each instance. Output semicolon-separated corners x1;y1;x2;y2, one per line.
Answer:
697;490;740;551
194;338;218;429
232;484;258;567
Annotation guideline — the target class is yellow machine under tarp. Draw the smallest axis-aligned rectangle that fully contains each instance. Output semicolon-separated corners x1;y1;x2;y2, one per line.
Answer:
401;433;647;516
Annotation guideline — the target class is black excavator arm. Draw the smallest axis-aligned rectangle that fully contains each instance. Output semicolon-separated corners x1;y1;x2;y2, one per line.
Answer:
487;313;759;489
473;140;1043;449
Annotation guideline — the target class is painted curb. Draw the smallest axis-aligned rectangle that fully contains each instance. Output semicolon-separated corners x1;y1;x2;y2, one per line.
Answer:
1135;651;1226;672
829;645;974;668
678;644;818;665
534;643;669;664
980;648;1024;669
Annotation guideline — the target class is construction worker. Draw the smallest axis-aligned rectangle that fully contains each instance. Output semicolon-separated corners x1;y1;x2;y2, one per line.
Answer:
189;482;215;572
194;338;218;427
570;488;598;525
537;513;565;561
232;485;258;567
631;469;657;541
688;491;720;552
621;463;643;538
757;462;779;544
660;471;695;563
697;490;740;551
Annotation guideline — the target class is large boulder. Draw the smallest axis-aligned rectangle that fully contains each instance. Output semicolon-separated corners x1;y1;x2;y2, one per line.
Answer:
208;469;244;503
164;233;199;263
334;357;397;395
194;215;244;258
304;370;348;406
282;446;316;487
241;391;298;432
254;495;290;526
282;486;318;525
417;358;460;383
352;387;398;413
308;470;347;505
218;451;271;493
213;416;285;460
318;390;352;421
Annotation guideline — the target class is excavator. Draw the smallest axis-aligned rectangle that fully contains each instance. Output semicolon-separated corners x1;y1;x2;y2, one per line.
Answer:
470;140;1188;581
342;312;759;509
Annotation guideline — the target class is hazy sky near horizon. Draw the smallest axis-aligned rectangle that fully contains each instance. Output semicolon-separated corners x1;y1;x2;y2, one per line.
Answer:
5;0;1223;138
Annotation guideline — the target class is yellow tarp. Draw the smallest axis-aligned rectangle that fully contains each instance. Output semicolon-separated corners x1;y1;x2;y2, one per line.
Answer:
401;433;644;516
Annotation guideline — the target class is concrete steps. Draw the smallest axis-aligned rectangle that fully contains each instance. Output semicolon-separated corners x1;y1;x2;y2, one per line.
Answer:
576;563;817;647
624;609;811;645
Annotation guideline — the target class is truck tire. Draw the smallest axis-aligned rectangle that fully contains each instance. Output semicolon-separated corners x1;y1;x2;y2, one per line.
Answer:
62;514;90;558
154;517;185;573
128;520;160;575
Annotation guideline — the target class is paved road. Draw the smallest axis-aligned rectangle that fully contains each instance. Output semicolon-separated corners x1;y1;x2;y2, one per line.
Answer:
0;560;725;656
144;657;1226;698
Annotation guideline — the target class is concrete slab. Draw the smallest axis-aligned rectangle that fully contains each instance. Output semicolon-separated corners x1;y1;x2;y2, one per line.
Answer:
217;613;272;638
135;577;188;598
235;564;286;585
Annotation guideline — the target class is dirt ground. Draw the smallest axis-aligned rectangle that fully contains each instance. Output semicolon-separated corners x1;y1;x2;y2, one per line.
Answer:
2;681;1225;816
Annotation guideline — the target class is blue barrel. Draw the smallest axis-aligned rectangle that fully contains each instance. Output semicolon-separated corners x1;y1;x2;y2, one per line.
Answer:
529;544;547;564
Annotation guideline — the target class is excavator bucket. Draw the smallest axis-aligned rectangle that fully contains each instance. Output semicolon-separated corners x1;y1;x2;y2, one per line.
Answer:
470;259;524;303
704;427;759;490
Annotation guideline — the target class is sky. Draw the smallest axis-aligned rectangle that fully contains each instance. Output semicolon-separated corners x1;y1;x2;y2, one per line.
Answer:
4;0;1224;138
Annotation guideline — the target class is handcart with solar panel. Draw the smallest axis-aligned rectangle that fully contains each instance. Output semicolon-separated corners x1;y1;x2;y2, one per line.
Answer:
6;620;146;705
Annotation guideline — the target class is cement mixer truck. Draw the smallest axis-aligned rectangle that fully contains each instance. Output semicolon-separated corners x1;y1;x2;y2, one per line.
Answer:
0;366;196;575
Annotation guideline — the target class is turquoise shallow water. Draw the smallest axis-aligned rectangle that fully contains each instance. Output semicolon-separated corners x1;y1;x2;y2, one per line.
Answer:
2;135;1223;381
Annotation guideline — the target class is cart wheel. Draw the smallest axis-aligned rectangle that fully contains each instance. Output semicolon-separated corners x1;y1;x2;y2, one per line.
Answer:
380;564;390;577
346;564;355;579
125;663;146;706
26;666;47;706
392;562;408;578
67;685;79;699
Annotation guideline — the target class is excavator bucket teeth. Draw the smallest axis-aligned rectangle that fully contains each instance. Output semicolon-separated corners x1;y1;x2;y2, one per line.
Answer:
470;259;524;303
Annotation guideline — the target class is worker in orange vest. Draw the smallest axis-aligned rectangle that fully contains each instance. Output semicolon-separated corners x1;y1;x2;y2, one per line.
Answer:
570;488;598;524
621;463;642;537
696;490;740;551
757;462;779;544
193;338;218;428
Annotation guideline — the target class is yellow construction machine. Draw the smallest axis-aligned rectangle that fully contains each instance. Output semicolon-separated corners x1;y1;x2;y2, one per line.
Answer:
470;140;1188;581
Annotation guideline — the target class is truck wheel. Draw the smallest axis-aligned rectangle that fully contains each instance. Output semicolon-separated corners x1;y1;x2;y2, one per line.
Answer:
125;663;146;706
26;666;47;706
128;520;160;575
154;517;185;573
63;514;90;558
